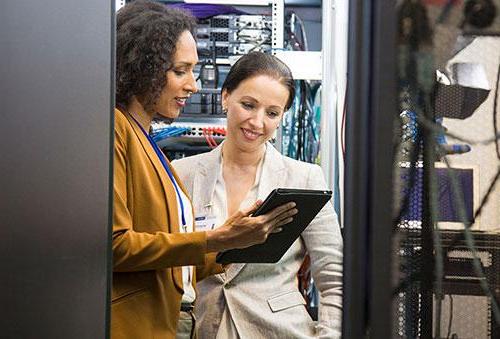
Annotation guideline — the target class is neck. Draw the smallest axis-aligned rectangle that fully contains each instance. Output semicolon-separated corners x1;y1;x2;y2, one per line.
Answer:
222;140;265;169
125;97;154;131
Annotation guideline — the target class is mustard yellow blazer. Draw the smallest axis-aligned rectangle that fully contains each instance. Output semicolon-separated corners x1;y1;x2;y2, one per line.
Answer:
112;108;220;338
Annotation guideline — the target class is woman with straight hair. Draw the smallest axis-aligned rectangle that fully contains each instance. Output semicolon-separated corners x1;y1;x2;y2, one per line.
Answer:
173;51;343;338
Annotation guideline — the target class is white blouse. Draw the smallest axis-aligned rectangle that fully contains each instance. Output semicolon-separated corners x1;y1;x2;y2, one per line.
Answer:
174;178;196;304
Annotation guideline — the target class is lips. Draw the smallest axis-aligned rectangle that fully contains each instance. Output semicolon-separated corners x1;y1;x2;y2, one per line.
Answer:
241;128;262;141
175;97;189;107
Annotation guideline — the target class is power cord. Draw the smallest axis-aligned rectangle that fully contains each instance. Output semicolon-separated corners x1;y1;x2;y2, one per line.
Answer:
446;294;454;339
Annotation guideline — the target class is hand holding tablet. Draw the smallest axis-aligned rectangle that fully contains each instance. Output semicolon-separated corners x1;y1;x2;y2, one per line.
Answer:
216;188;332;264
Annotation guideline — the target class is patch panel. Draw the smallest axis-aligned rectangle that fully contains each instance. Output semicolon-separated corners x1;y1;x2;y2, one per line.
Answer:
174;125;226;138
153;119;227;150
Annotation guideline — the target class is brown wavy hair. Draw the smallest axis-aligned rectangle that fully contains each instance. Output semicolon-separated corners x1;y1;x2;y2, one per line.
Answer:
115;1;196;112
222;51;295;111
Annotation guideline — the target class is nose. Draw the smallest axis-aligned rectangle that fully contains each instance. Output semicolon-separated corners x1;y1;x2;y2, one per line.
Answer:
248;109;265;129
185;71;198;94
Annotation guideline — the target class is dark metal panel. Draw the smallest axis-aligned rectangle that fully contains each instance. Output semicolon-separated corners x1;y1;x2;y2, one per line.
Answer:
368;0;397;337
343;0;396;338
342;0;372;337
0;1;113;338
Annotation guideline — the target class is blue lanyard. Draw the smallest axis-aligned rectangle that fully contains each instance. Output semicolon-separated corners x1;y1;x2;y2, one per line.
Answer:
129;114;187;227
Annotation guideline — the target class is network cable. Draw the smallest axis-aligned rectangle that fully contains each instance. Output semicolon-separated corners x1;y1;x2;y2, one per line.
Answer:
151;126;190;142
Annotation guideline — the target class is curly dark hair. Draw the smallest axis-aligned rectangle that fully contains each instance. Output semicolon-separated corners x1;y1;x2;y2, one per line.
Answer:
116;0;196;112
222;51;295;111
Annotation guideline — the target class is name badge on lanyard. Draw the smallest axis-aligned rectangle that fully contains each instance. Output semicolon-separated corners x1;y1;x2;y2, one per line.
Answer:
194;215;218;231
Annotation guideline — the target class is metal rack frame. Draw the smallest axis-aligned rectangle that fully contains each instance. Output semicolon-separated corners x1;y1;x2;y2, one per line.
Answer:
342;0;397;338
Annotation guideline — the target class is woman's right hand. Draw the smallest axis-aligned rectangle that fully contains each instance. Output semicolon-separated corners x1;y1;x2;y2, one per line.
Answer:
205;200;298;253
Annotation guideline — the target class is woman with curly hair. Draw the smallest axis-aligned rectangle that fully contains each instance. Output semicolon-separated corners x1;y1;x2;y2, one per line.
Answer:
112;2;297;338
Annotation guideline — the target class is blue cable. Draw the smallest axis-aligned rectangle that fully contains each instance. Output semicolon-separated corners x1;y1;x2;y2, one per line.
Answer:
152;126;190;142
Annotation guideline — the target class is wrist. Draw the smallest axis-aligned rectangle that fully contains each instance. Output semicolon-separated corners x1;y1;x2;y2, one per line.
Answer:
206;228;228;253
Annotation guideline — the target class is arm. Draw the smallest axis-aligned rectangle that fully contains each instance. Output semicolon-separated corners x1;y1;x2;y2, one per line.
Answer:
113;125;207;272
173;156;298;259
301;165;343;339
113;122;296;272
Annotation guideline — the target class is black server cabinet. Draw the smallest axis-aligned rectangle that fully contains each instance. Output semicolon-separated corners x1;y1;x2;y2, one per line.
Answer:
0;1;113;338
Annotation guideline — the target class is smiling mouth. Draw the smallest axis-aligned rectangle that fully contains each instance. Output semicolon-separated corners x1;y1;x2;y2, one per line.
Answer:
175;97;190;106
241;128;262;140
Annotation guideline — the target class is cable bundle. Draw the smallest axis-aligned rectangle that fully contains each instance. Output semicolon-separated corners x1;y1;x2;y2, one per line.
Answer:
151;126;190;142
280;12;321;164
281;80;321;164
236;22;272;53
202;126;226;149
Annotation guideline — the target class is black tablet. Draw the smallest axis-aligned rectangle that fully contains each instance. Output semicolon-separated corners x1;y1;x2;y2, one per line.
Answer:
216;188;332;264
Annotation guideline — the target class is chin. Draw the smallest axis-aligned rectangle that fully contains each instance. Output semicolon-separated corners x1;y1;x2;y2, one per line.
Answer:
238;139;265;152
157;110;180;121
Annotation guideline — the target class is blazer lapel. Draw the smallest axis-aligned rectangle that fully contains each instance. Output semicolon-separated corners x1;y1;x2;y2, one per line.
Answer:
192;146;225;283
124;113;184;290
257;144;287;201
125;114;181;232
224;143;287;283
192;146;221;215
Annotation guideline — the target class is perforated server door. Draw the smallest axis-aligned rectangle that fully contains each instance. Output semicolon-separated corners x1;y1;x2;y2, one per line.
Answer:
345;1;500;338
0;1;113;338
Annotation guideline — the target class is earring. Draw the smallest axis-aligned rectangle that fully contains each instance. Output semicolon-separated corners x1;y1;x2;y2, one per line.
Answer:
222;107;228;114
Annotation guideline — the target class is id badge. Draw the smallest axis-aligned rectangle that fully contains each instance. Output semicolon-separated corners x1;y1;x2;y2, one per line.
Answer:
194;215;218;231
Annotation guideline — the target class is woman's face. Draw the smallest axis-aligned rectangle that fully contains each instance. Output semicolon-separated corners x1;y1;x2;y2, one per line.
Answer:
154;30;198;119
223;74;290;152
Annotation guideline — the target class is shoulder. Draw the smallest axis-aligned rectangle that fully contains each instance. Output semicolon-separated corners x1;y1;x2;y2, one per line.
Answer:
282;155;319;172
114;108;132;139
274;150;321;176
114;108;128;127
266;146;325;187
172;151;210;171
171;150;214;183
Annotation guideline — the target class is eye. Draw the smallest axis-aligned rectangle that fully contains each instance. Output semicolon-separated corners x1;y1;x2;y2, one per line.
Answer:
173;69;186;76
241;102;254;110
267;111;280;118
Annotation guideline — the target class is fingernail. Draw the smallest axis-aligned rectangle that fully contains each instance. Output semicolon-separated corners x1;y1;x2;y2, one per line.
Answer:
289;202;296;207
